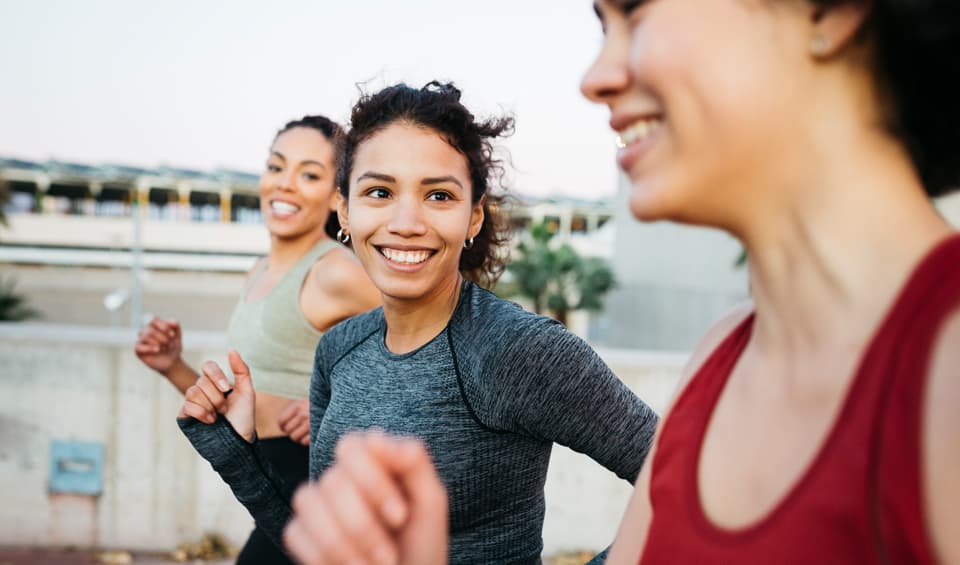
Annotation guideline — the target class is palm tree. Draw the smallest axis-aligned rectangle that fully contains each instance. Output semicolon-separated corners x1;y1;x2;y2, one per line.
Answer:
502;221;615;326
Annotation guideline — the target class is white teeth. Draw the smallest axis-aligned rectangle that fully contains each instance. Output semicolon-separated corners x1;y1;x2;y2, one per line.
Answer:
381;248;431;264
271;201;299;214
616;118;663;148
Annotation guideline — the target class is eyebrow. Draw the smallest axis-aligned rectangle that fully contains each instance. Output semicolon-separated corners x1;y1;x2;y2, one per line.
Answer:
355;172;464;190
422;175;464;189
271;151;327;170
356;171;395;183
593;1;603;21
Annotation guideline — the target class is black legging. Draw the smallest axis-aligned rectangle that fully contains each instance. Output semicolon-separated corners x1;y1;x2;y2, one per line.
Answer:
235;436;310;565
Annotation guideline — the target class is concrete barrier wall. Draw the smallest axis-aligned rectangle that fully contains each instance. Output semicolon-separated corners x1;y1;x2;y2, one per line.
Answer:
0;323;685;555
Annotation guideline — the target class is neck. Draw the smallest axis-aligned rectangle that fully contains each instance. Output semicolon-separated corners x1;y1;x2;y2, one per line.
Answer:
737;131;952;360
267;230;329;273
382;273;464;354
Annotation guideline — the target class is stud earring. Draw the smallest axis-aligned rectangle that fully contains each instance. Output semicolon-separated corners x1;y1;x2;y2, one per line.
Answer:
336;228;351;244
810;35;831;56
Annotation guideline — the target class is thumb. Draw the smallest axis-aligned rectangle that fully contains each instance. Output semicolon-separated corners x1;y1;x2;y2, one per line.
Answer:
228;350;254;394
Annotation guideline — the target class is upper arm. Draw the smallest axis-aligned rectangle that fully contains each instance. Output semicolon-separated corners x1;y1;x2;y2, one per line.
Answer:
301;248;381;331
606;431;657;565
308;337;335;478
490;321;659;482
924;309;960;564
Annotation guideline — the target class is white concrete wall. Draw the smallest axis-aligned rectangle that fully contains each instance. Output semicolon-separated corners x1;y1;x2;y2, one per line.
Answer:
0;323;684;555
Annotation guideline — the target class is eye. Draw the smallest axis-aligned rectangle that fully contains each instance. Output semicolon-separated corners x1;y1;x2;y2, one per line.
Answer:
427;191;454;202
267;164;282;173
302;172;320;182
365;187;390;199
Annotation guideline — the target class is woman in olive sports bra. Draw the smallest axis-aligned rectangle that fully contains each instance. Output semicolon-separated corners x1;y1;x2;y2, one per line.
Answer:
134;115;380;565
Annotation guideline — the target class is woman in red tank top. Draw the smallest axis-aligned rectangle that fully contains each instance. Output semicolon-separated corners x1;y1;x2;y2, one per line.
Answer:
259;2;960;565
577;1;960;563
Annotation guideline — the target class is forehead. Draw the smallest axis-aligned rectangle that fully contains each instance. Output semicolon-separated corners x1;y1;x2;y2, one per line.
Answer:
353;123;470;179
271;127;334;160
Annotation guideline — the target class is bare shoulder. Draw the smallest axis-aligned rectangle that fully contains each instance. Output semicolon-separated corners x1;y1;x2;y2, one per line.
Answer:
924;307;960;563
244;256;268;281
305;247;380;309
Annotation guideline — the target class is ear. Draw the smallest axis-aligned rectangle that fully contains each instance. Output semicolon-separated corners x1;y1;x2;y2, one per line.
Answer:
328;190;339;213
336;192;349;232
468;195;486;240
809;1;871;58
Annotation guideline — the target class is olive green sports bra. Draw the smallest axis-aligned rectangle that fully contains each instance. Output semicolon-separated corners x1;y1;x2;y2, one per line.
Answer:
226;240;339;398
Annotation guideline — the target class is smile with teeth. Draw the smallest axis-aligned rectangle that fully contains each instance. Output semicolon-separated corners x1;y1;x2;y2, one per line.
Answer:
379;247;433;265
270;200;301;214
616;118;664;149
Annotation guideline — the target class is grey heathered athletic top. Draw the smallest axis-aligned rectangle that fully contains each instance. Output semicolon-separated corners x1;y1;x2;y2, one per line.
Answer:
179;281;659;564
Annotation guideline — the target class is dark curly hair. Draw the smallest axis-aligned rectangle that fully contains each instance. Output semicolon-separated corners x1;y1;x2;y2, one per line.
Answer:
336;81;515;288
273;115;346;240
822;0;960;196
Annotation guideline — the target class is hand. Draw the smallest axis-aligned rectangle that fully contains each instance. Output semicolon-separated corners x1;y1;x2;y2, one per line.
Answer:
134;317;183;374
177;350;257;442
277;399;311;446
284;431;448;565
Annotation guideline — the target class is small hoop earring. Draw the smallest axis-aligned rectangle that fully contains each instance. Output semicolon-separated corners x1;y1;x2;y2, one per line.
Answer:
810;35;830;56
463;237;475;250
336;228;350;244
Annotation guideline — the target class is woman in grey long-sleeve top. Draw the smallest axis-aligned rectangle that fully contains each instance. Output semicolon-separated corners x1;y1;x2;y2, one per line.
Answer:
177;81;659;565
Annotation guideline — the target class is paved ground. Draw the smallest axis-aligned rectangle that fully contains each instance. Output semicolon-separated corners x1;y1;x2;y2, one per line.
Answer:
0;547;594;564
0;548;231;565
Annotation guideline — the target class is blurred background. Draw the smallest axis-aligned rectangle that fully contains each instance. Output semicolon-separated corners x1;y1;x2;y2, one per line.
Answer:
2;1;959;563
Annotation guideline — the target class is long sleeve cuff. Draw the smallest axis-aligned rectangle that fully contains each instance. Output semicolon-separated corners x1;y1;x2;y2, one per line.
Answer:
177;416;294;550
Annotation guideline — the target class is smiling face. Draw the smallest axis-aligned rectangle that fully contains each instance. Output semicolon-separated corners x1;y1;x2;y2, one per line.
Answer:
338;122;484;303
582;0;814;228
259;126;338;240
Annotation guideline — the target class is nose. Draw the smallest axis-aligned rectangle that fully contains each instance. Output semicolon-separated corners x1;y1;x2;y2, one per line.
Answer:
580;28;631;104
277;169;297;191
387;195;428;237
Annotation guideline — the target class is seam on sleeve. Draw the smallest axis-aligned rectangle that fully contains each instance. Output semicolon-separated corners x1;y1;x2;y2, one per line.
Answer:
446;327;509;435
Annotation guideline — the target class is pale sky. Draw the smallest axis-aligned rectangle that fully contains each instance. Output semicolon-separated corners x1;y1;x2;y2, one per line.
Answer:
0;1;619;200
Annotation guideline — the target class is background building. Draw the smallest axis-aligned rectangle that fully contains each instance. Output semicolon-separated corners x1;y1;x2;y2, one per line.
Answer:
592;174;960;351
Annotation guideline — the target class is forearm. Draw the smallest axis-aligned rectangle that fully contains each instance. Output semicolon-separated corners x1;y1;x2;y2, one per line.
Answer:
162;358;200;394
178;416;295;548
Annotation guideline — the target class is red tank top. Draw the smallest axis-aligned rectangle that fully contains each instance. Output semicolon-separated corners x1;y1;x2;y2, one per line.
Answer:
639;234;960;564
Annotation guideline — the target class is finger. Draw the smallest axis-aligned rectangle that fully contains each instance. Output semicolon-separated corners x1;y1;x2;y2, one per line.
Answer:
134;341;161;354
291;480;368;565
200;360;233;394
148;319;175;343
367;435;447;517
184;385;217;415
227;350;254;394
136;328;166;348
179;398;216;424
371;436;448;565
336;433;410;529
276;401;300;427
289;420;310;445
319;466;398;565
280;412;306;435
283;517;323;565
